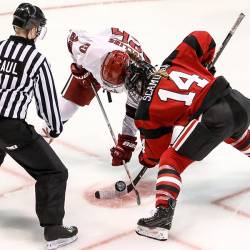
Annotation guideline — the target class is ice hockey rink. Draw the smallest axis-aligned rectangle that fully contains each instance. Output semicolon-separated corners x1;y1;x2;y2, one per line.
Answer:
0;0;250;249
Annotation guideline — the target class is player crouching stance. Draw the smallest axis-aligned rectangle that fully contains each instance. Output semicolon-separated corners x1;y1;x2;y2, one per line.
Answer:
59;28;151;167
123;31;250;240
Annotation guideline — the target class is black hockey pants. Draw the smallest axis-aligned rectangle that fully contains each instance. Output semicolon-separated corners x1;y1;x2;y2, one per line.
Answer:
174;89;250;161
0;118;68;226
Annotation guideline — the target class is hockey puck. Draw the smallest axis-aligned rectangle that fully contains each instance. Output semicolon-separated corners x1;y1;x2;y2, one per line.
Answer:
115;181;127;192
95;191;100;199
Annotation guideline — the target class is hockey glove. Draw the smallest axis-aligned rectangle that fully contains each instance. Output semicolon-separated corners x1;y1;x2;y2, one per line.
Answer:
138;151;158;168
110;134;137;166
71;63;85;79
71;63;96;87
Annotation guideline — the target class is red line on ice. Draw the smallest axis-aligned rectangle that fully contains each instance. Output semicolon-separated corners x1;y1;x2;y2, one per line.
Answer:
1;1;202;249
80;229;203;250
212;187;250;219
0;166;34;197
55;139;101;158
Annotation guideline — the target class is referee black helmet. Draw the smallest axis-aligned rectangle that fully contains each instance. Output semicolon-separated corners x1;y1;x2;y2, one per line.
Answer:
12;3;46;30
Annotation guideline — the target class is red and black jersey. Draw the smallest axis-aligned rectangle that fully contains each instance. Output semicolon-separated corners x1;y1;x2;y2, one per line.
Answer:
135;31;231;161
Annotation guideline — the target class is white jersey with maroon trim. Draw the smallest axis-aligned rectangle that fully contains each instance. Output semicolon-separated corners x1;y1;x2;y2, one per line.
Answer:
67;27;151;137
67;27;150;89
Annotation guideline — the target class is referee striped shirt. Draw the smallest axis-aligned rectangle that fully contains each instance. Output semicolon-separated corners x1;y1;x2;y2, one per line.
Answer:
0;36;62;136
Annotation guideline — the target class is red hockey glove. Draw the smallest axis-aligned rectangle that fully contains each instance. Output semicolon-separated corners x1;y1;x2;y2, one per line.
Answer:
70;63;95;87
110;134;137;166
138;151;158;168
71;63;85;79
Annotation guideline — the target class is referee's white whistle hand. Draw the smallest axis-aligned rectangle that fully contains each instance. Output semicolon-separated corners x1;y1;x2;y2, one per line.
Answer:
42;128;54;144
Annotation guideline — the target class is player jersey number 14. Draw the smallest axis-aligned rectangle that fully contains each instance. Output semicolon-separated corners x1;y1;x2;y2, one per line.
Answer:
158;71;209;106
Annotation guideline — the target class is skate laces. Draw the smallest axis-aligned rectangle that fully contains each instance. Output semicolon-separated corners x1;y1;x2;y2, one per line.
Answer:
150;208;158;216
142;208;161;222
62;226;74;232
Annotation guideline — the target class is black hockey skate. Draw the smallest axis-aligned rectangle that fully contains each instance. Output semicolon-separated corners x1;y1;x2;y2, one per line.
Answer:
44;225;78;250
136;198;176;240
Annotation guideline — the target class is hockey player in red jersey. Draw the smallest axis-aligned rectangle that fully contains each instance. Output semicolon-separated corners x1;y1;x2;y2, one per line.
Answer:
123;30;250;240
59;27;150;166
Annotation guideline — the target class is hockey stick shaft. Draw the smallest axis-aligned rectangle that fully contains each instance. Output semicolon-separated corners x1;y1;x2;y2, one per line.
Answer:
95;13;245;201
126;13;244;198
126;166;148;192
95;166;148;199
208;12;245;69
91;85;117;143
122;160;141;204
90;83;141;205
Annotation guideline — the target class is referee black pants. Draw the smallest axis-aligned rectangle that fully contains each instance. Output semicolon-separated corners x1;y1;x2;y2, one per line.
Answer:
0;118;68;227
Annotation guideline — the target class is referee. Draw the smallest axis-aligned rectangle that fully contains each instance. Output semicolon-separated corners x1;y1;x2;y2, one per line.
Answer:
0;3;77;249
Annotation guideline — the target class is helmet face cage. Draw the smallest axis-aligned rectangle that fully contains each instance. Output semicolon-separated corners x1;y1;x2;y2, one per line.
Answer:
101;80;125;93
126;87;142;104
124;61;152;98
36;25;47;40
13;3;47;39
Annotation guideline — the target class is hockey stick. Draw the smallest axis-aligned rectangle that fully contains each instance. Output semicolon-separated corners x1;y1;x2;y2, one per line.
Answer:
208;12;245;69
94;13;245;201
95;165;148;199
90;82;141;205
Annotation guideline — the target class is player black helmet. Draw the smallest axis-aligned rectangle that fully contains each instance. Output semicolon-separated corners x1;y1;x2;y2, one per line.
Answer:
12;3;46;31
125;60;155;101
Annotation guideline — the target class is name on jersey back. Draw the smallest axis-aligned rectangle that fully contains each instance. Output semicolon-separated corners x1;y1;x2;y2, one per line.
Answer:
0;59;18;75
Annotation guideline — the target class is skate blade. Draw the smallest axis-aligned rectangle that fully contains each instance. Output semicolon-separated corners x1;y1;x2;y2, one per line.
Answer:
135;225;168;241
47;235;78;249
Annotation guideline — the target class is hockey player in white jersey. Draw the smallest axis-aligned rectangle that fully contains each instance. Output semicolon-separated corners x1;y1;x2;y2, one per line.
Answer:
59;27;151;166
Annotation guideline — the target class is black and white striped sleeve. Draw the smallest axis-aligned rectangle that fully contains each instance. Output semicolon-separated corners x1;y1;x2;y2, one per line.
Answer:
34;58;63;137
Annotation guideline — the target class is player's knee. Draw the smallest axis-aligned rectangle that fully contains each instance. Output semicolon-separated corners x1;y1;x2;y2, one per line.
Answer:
159;147;193;174
53;163;68;181
203;100;233;136
51;168;68;185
